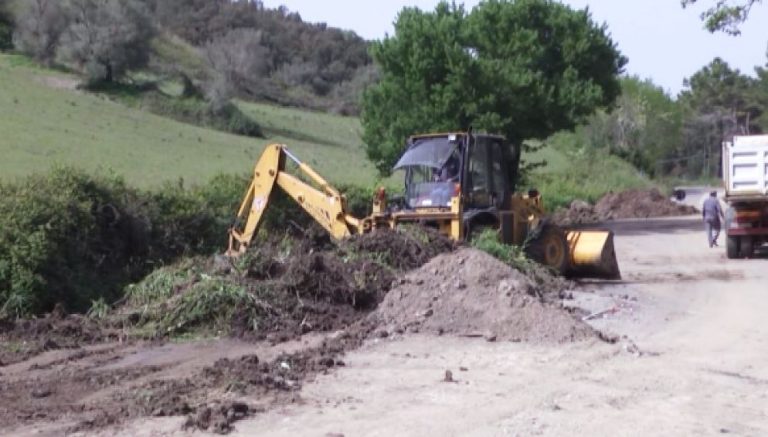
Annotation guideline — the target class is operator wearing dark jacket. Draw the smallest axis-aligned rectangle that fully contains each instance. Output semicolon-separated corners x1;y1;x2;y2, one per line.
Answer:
703;191;724;247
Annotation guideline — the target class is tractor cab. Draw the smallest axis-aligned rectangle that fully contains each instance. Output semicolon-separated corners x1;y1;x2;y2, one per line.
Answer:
394;132;521;213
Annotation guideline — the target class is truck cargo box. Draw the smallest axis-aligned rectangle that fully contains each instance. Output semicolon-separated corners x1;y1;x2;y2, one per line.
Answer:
722;135;768;258
723;135;768;200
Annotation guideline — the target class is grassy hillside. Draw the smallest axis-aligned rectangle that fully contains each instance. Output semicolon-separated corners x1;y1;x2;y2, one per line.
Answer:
0;52;651;208
0;54;373;187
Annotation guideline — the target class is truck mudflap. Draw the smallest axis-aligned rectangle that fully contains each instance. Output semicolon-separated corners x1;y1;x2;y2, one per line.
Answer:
565;230;621;280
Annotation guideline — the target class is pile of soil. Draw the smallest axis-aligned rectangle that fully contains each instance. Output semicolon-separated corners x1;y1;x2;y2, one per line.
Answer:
372;248;597;343
554;188;698;225
116;227;455;342
552;199;601;225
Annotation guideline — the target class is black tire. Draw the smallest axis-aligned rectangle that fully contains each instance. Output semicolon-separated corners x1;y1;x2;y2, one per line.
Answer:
526;224;570;275
726;236;740;259
740;236;754;258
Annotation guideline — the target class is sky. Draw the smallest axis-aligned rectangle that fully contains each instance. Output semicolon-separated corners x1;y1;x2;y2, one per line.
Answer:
261;0;768;96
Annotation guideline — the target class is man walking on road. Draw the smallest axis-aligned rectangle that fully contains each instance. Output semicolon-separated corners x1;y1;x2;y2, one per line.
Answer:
703;191;724;247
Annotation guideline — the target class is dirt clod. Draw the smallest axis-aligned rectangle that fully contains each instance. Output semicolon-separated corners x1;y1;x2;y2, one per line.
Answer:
444;370;454;382
183;401;251;434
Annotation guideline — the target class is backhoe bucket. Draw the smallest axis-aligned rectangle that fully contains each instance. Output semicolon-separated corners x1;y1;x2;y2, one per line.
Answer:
565;230;621;280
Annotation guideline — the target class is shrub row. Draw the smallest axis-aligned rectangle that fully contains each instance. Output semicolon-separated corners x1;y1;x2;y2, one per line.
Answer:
0;167;375;317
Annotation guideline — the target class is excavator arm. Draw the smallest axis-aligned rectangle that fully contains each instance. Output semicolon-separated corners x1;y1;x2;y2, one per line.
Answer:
227;144;362;256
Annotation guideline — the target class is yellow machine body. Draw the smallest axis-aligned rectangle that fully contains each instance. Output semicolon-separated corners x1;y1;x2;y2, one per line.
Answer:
228;136;620;280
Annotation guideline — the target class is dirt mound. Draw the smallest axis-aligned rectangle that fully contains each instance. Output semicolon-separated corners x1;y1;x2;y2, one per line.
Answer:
552;199;601;225
554;189;698;225
372;248;596;343
595;188;698;219
341;227;455;270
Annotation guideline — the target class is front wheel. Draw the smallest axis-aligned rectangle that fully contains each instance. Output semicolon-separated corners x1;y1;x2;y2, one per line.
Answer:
526;224;570;275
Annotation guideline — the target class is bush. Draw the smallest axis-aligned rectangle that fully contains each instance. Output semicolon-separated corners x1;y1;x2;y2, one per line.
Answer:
0;169;142;316
0;167;374;317
0;168;246;317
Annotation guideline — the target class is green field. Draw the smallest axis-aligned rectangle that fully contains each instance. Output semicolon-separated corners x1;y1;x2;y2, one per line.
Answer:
526;137;654;209
0;54;373;188
0;53;651;207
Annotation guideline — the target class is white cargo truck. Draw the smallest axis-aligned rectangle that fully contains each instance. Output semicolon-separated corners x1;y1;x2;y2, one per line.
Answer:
722;134;768;258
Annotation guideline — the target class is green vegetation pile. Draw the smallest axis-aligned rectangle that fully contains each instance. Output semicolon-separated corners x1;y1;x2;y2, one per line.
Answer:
117;227;454;340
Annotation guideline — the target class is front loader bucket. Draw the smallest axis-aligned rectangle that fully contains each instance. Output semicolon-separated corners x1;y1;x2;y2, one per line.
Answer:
565;229;621;280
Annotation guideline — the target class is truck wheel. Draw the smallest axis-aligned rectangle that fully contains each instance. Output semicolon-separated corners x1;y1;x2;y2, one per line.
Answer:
740;237;754;258
526;224;569;275
726;236;740;259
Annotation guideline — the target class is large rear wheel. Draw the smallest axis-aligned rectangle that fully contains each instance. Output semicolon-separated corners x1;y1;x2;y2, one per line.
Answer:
740;236;754;258
526;224;570;275
726;235;740;259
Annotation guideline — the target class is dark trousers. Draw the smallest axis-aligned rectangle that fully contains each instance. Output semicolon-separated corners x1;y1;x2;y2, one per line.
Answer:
705;219;721;247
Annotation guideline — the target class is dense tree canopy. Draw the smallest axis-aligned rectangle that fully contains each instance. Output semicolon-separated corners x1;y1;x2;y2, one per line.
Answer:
578;77;683;176
676;58;764;177
361;0;627;175
58;0;155;83
145;0;372;109
10;0;373;111
13;0;68;65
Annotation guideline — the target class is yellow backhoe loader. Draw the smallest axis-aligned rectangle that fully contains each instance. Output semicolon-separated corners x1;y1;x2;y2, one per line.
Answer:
227;132;620;279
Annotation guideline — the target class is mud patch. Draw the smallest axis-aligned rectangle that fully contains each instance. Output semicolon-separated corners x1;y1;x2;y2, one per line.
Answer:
0;304;117;367
625;269;744;284
0;359;166;429
83;321;376;434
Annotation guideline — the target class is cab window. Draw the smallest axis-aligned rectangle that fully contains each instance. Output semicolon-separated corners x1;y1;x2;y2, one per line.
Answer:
467;138;491;208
